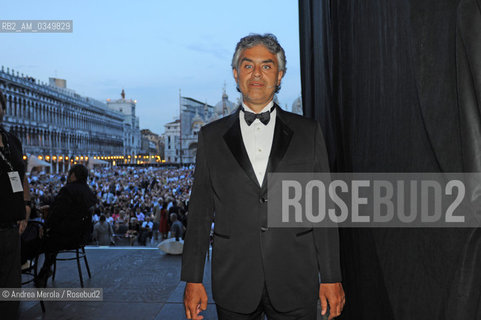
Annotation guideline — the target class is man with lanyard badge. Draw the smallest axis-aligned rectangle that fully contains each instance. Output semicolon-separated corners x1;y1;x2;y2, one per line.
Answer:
0;89;31;320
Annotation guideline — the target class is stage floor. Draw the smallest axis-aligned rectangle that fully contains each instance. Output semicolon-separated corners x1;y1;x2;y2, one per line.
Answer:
19;247;217;320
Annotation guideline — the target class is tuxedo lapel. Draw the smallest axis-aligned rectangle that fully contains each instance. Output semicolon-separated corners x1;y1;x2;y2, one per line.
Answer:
223;109;261;189
261;105;293;192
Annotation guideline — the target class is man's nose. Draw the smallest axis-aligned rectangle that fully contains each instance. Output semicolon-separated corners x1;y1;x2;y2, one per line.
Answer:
252;65;262;77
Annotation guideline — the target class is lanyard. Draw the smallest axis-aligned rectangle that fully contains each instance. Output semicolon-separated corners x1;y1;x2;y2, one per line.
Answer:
0;149;14;171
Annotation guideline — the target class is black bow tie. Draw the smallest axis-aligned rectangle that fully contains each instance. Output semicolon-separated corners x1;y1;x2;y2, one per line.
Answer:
243;105;275;126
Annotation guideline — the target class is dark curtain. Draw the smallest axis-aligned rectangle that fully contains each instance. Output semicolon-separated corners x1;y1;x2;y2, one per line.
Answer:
298;0;345;172
445;0;481;318
299;0;480;319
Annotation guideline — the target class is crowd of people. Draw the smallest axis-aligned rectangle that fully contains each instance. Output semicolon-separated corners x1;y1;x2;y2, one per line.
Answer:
27;165;193;247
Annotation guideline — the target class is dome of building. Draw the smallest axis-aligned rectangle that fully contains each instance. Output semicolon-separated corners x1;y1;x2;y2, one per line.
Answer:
215;90;236;116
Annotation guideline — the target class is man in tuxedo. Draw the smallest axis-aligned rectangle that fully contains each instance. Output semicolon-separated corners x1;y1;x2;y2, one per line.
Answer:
182;33;344;320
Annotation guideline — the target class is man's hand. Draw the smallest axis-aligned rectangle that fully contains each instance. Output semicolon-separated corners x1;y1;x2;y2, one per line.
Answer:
320;282;345;319
184;282;208;320
17;205;30;234
17;219;27;234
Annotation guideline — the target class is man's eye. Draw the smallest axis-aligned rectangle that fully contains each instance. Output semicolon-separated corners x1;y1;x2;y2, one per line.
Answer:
244;65;253;69
262;65;272;70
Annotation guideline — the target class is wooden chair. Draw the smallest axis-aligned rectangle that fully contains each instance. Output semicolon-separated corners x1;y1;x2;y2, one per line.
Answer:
52;245;91;288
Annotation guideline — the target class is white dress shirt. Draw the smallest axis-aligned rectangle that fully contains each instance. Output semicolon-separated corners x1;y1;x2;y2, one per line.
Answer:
239;101;276;186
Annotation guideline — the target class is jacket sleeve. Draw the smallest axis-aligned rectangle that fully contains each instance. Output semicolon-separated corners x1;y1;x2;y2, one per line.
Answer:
312;121;342;283
181;128;215;283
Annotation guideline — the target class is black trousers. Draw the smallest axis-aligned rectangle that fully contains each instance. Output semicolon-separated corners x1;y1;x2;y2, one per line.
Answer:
0;226;20;320
216;284;318;320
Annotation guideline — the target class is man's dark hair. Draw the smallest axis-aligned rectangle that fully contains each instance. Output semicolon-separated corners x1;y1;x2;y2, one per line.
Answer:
68;164;89;183
99;215;106;222
0;90;6;110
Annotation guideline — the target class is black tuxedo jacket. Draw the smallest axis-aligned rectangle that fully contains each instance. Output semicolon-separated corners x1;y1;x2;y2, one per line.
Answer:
181;105;341;313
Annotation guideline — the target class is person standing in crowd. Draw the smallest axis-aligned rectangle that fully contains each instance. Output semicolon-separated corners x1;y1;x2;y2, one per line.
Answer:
35;164;97;287
126;217;140;246
159;202;169;240
152;202;161;241
139;216;153;246
92;215;113;246
135;207;145;222
0;90;31;319
182;34;345;320
170;213;185;241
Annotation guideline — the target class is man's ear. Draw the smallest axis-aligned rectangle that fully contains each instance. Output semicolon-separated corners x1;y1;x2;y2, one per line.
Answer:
277;70;284;86
233;68;239;84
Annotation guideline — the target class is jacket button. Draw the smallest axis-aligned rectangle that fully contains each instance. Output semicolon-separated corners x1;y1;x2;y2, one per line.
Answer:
261;227;268;232
259;197;267;203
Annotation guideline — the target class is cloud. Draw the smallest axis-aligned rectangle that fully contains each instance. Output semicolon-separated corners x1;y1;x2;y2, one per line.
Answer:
185;42;231;61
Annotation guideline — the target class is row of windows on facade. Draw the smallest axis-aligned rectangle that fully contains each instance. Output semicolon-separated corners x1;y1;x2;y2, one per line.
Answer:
0;82;123;132
7;125;123;151
1;85;124;154
2;95;122;133
0;73;140;157
0;73;107;111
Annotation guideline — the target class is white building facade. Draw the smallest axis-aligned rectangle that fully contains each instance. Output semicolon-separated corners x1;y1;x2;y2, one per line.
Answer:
163;119;180;163
163;91;237;164
0;66;125;172
106;90;141;157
